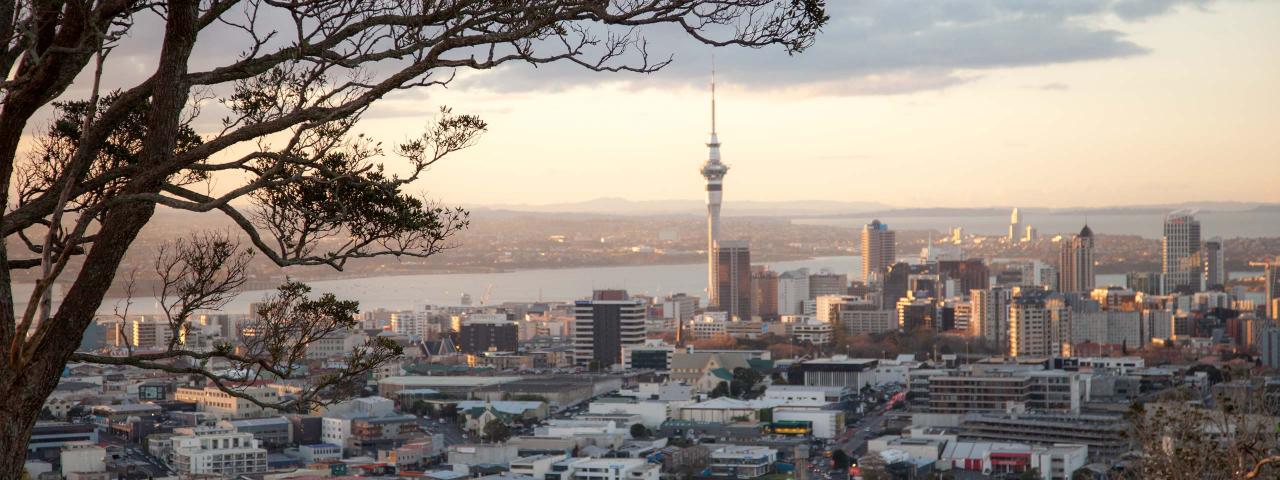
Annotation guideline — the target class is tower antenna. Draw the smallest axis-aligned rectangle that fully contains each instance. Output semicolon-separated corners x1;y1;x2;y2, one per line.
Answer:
711;54;717;135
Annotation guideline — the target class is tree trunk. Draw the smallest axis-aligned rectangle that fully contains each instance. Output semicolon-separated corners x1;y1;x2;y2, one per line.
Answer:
0;354;70;476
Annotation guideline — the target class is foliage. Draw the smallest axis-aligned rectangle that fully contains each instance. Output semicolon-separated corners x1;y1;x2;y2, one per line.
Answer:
1125;396;1280;479
630;423;651;439
858;452;890;480
710;381;730;398
0;0;827;476
831;449;850;470
730;367;763;398
482;421;512;443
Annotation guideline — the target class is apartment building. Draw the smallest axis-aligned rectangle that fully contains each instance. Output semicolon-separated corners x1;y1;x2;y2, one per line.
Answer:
171;428;268;476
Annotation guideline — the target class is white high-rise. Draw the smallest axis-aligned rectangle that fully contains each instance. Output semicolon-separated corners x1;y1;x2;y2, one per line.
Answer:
1008;208;1022;242
777;269;810;315
701;70;729;308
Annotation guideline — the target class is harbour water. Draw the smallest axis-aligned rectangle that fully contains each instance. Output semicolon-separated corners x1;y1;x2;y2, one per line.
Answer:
88;256;1260;314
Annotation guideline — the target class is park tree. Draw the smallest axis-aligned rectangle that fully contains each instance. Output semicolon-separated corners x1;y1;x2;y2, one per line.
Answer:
0;0;828;474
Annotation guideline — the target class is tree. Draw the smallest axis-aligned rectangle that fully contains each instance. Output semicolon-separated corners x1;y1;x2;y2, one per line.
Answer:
630;423;651;439
831;449;850;471
858;452;890;480
0;0;826;475
1126;396;1280;479
729;367;762;398
482;421;511;443
710;381;730;398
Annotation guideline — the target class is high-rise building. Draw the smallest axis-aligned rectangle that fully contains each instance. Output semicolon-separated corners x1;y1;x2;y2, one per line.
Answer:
896;297;938;332
1202;237;1225;290
458;317;519;354
881;262;911;310
1009;289;1070;358
1267;258;1280;321
1058;225;1095;293
970;287;1012;349
808;271;848;300
751;266;779;320
861;220;896;283
938;259;990;294
573;290;646;369
777;269;810;316
712;240;752;319
1261;326;1280;369
1162;211;1202;294
1009;208;1022;242
1126;272;1162;296
701;72;729;310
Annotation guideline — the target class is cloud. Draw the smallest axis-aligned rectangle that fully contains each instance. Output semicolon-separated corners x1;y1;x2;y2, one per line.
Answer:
458;0;1213;96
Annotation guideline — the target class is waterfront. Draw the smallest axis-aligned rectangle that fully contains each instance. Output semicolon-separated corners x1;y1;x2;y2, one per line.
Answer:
79;256;1261;314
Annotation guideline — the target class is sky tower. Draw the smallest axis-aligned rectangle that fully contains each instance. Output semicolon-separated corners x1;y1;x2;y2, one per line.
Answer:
702;66;729;308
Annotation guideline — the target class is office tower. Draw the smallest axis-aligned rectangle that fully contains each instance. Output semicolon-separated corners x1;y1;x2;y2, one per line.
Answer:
750;266;779;320
1267;258;1280;321
1126;272;1162;296
861;219;896;283
573;290;646;369
1202;238;1224;290
777;269;810;316
198;314;239;340
129;316;175;350
881;262;910;309
1162;211;1202;293
1008;208;1022;242
663;293;699;323
809;271;848;300
896;297;937;332
390;311;427;337
1009;289;1070;358
458;317;519;354
1058;225;1095;293
1023;225;1038;243
1261;327;1280;369
938;259;990;294
971;287;1012;348
712;240;751;319
701;72;729;309
815;295;863;324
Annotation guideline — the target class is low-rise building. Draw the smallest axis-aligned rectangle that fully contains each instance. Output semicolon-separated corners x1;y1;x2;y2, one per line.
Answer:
171;428;268;476
707;445;777;478
298;443;342;463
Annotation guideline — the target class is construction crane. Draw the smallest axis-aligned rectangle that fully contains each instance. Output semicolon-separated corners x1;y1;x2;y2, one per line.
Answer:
479;283;494;306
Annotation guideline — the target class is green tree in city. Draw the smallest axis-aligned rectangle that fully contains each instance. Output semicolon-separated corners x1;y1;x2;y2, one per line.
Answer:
630;423;651;439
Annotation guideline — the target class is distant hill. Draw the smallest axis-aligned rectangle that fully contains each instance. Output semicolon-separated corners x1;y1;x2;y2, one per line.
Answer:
472;197;892;216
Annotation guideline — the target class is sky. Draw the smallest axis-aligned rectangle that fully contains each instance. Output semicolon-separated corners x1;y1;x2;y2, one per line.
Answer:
354;0;1280;209
24;0;1280;210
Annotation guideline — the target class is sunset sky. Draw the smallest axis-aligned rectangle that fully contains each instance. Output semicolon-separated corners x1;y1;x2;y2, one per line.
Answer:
31;0;1280;209
380;0;1280;209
